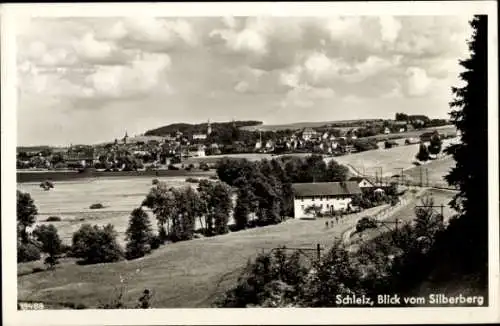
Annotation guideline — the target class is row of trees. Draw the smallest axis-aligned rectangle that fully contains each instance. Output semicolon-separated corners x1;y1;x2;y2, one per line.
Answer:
216;155;349;228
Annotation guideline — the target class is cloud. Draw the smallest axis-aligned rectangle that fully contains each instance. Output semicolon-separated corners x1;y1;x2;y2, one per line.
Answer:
405;67;433;97
210;17;270;56
379;16;402;43
15;16;474;145
84;52;172;99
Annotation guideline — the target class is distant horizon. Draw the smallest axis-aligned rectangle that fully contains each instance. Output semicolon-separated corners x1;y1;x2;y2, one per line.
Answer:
17;114;453;148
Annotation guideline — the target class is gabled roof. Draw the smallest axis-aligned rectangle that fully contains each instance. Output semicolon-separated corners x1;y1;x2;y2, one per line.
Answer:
349;177;375;186
292;181;362;197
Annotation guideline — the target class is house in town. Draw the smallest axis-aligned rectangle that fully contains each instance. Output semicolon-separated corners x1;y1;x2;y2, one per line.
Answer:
384;127;391;134
64;149;97;168
187;145;206;157
301;128;318;141
420;130;440;142
292;181;362;218
192;134;207;141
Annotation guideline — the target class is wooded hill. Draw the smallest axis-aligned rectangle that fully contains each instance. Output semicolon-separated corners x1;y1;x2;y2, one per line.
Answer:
144;121;263;136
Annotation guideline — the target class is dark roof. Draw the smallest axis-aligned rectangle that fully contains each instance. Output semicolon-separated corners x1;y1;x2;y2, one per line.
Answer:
292;181;362;197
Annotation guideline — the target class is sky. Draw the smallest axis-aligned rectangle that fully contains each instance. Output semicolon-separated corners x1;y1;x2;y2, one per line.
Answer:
16;16;472;146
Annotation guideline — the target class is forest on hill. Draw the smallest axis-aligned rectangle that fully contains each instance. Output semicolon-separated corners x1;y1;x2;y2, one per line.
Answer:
144;121;262;136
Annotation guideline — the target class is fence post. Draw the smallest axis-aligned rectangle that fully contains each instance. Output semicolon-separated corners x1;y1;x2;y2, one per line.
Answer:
316;243;321;260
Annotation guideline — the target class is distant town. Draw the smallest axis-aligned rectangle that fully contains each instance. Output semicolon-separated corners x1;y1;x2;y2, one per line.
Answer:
17;113;455;173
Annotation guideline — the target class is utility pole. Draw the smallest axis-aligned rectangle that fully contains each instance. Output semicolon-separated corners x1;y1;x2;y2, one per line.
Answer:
394;168;404;186
419;166;423;187
425;168;429;187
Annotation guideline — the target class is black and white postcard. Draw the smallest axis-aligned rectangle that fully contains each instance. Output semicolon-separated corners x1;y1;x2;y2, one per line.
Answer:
2;1;498;325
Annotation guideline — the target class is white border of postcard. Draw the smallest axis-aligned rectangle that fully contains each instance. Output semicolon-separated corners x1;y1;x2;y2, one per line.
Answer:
2;1;499;325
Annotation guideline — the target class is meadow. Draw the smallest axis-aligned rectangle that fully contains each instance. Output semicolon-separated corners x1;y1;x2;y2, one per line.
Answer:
17;177;199;245
331;138;457;180
17;204;388;308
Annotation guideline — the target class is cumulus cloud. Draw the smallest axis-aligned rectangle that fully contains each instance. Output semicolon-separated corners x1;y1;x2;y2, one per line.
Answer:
15;16;474;145
84;52;172;99
379;16;402;43
210;17;270;56
405;67;433;97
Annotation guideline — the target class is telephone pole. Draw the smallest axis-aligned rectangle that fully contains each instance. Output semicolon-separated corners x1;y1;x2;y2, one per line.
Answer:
394;167;405;186
419;166;423;187
425;167;429;187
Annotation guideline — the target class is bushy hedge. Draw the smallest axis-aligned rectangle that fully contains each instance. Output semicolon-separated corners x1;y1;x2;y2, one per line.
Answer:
89;203;104;209
18;242;41;262
70;224;123;264
46;216;62;222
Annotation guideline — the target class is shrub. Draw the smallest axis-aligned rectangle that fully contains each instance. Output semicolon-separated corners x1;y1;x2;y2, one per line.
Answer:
18;242;41;262
32;267;44;273
199;162;210;171
89;203;104;209
149;235;162;250
356;217;378;233
209;175;218;180
185;177;200;183
71;224;124;264
152;178;160;185
167;164;179;170
46;216;62;222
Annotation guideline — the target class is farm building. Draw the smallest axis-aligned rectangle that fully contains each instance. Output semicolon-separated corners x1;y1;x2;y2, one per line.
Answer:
292;181;362;218
348;177;375;190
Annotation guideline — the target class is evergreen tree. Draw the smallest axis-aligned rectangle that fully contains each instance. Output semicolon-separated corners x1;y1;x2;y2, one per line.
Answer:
441;15;488;284
125;208;154;260
416;143;430;161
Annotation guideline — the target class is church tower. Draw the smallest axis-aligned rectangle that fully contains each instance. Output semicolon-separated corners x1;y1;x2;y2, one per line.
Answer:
123;130;128;144
207;119;212;135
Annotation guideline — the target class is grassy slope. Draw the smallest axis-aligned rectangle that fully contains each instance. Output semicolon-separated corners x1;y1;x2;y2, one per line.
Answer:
18;206;387;308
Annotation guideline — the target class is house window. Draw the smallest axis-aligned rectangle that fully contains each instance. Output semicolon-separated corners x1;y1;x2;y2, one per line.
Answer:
320;204;323;208
301;198;304;202
301;205;305;210
312;197;315;201
326;204;329;208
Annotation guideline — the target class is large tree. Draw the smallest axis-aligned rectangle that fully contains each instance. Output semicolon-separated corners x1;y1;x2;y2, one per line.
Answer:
17;190;38;243
441;15;488;284
33;224;62;269
125;207;154;260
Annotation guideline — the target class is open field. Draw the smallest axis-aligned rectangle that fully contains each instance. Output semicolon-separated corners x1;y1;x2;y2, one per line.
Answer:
17;177;198;245
240;119;383;131
181;153;275;166
18;205;388;308
330;138;457;179
403;157;455;186
363;125;456;142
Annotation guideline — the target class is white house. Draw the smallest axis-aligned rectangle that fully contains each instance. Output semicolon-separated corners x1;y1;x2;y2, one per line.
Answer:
384;127;391;134
187;145;206;157
348;177;375;190
292;181;362;218
302;128;318;141
192;134;207;141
